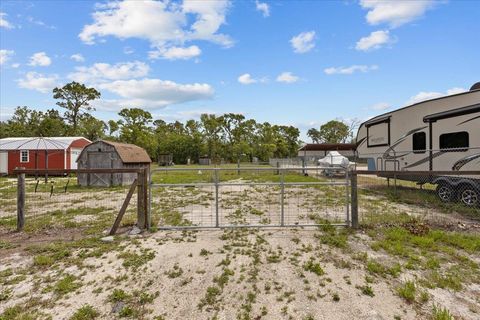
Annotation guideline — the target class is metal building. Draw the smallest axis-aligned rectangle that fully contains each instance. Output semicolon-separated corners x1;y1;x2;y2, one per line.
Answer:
0;137;90;175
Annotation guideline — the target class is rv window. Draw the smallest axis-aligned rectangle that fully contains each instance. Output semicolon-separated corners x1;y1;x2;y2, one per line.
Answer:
412;132;426;153
20;150;29;163
439;131;469;152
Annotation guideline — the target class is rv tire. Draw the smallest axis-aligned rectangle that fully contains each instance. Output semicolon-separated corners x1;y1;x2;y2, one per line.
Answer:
436;183;454;203
458;185;479;207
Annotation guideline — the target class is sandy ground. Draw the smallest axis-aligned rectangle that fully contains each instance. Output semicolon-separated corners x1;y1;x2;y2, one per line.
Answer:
1;228;479;320
0;230;411;320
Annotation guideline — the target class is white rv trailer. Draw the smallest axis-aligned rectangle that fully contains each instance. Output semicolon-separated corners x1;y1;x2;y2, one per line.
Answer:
356;82;480;206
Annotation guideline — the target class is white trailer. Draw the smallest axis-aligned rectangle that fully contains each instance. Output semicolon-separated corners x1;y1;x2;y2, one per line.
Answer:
356;82;480;206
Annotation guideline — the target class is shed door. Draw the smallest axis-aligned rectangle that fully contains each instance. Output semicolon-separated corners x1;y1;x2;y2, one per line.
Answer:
87;152;113;187
70;148;82;169
0;152;7;174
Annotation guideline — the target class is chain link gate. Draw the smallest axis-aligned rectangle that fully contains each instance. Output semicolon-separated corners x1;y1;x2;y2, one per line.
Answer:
149;167;351;229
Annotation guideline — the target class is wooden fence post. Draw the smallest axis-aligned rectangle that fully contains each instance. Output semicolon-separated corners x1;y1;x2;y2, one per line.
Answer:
350;172;359;229
137;169;146;229
17;167;25;231
143;167;149;230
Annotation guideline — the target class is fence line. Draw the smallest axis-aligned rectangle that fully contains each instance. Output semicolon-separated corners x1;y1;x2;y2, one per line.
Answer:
3;165;479;233
11;167;149;232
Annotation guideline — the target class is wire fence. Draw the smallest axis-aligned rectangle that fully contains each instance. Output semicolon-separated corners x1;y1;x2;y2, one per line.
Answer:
150;167;350;229
0;169;144;234
1;162;479;234
355;171;480;228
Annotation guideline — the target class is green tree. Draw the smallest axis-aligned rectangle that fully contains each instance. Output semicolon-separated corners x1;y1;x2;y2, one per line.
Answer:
37;109;67;137
52;82;101;134
118;108;156;157
79;114;106;141
200;114;223;160
317;120;350;143
307;128;321;143
107;120;120;137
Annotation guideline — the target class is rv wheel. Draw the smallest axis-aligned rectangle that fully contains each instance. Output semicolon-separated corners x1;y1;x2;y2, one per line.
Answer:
458;186;479;207
436;184;454;202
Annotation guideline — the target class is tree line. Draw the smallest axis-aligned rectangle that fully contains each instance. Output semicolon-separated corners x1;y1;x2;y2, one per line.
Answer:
0;81;356;164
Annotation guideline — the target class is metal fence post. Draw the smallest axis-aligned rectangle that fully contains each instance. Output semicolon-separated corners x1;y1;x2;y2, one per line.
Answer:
215;169;219;228
280;168;285;227
17;167;25;231
350;171;358;229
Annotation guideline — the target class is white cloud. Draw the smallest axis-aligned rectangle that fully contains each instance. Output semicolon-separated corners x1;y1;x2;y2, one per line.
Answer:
238;73;257;85
28;52;52;66
17;72;58;93
276;72;299;83
360;0;436;28
406;87;467;105
70;54;85;62
26;16;55;29
290;31;315;53
324;65;378;75
0;12;14;29
371;102;391;111
11;63;20;68
69;61;150;84
0;49;14;65
255;1;270;17
97;78;214;109
149;45;201;60
79;0;232;59
356;30;391;51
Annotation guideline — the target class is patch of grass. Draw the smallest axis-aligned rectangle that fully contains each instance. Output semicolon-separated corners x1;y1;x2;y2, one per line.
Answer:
303;259;325;276
0;240;17;250
199;249;211;256
423;270;463;291
70;305;99;320
213;268;234;288
397;281;416;303
0;288;12;302
33;255;55;267
357;284;374;297
315;224;349;249
366;260;401;278
431;304;453;320
54;274;81;295
266;252;282;263
198;286;221;309
118;249;155;270
109;289;130;302
159;210;191;226
0;297;53;319
165;264;183;278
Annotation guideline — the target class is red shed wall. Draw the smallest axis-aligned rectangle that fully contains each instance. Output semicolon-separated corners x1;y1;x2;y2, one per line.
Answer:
7;149;65;174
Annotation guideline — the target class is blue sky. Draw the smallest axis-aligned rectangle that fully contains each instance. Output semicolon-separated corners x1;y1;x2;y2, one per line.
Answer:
1;0;479;140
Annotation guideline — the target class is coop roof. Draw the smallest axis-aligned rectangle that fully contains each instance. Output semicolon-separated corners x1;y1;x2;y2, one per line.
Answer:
0;137;89;150
89;140;151;163
298;143;356;152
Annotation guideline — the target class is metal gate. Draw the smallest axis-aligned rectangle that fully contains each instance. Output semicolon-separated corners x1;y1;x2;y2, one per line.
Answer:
149;167;350;229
